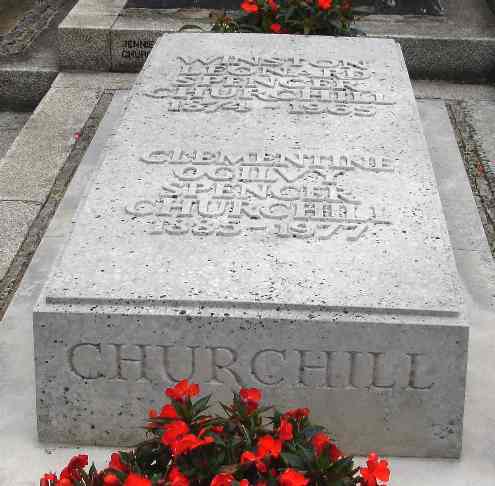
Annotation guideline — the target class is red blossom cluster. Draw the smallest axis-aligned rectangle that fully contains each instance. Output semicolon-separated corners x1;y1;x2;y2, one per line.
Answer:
39;379;390;486
222;0;353;36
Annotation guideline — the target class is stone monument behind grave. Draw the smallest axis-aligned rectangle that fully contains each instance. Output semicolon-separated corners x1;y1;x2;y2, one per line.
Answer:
125;0;448;15
34;34;468;458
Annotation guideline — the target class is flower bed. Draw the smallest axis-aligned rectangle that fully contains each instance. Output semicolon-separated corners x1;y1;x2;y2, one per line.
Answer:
212;0;354;36
40;380;390;486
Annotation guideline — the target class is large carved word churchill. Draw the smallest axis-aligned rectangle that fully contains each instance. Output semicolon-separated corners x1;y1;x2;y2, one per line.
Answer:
69;343;435;391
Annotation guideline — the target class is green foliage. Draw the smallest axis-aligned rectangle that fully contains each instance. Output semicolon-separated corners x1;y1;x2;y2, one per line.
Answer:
39;381;390;486
212;0;355;36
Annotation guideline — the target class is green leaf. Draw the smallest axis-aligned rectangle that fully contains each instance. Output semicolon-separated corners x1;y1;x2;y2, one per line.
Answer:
281;452;307;469
192;394;211;415
296;444;314;465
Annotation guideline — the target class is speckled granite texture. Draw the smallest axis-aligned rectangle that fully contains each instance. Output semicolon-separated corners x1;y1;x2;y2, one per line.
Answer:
34;34;468;457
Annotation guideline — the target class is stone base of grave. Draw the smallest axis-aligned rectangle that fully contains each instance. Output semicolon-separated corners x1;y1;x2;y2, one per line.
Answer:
35;301;468;457
35;33;469;458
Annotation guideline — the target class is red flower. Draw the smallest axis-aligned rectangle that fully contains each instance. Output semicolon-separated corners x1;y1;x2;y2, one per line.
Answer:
40;473;57;486
104;473;121;486
270;23;282;33
278;419;293;441
329;442;343;462
279;469;309;486
241;0;259;13
109;453;129;473
311;432;343;461
169;466;190;486
360;453;390;486
171;434;214;456
161;420;189;446
240;451;267;473
240;481;249;486
267;0;279;11
312;432;330;455
159;403;179;419
166;380;200;402
240;388;262;412
241;451;257;464
124;474;152;486
317;0;333;9
283;408;309;421
257;435;282;459
58;480;73;486
60;454;88;482
211;473;234;486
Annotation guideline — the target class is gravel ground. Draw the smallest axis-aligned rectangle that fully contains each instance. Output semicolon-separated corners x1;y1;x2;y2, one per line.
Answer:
0;0;67;57
448;101;495;256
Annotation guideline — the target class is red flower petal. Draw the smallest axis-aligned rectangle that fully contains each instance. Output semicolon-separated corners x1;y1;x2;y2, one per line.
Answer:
104;473;121;486
165;380;200;401
257;435;282;459
279;469;309;486
211;473;234;486
278;419;293;441
312;432;331;456
109;453;129;473
124;473;152;486
161;420;189;446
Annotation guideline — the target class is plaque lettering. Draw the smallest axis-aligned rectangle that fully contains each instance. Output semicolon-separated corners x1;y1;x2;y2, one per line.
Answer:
68;342;436;393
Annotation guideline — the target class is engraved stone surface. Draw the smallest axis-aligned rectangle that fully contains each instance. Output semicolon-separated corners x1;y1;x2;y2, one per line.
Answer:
34;34;468;457
125;0;448;15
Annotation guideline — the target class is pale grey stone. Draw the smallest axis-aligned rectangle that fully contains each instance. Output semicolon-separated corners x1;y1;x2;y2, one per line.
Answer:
58;0;127;71
50;72;137;91
413;81;495;102
0;83;100;203
110;11;212;72
34;35;468;457
0;111;31;160
419;100;490;252
0;201;40;281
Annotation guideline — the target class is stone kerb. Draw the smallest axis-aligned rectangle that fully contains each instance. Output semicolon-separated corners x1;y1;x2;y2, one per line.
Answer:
35;34;468;458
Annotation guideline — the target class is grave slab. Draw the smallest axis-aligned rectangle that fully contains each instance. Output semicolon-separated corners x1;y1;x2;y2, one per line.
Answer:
34;34;468;457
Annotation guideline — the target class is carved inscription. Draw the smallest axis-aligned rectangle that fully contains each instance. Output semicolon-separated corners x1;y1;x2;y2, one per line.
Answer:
121;39;155;60
127;149;394;240
143;56;395;116
68;343;435;391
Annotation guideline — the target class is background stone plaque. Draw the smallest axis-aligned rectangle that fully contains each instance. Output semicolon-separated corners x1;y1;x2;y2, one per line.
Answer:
125;0;448;15
34;34;468;457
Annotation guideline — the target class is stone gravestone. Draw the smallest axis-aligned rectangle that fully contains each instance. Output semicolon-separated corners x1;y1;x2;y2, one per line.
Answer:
125;0;448;15
34;34;468;458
